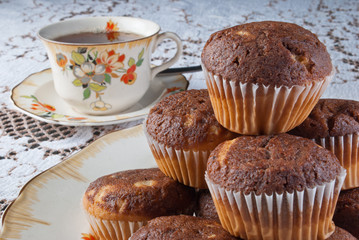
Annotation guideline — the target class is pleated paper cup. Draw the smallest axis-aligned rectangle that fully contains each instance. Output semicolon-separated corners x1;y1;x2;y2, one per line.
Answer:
314;133;359;190
84;212;146;240
205;169;346;240
203;65;334;135
143;123;210;189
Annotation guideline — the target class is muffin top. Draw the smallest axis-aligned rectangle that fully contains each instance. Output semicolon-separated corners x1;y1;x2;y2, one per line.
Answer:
130;215;238;240
290;99;359;138
207;134;342;195
326;227;357;240
201;21;333;87
195;190;220;223
82;168;196;221
146;89;237;150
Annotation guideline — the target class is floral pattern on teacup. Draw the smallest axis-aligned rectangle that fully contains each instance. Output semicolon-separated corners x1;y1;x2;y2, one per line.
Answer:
105;19;121;41
56;53;67;71
52;19;146;112
55;47;144;112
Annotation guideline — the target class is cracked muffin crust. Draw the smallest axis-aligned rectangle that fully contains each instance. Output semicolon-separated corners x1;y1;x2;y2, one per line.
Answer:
129;215;238;240
207;133;341;195
201;21;333;87
205;134;345;239
146;89;236;151
82;168;196;221
290;99;359;139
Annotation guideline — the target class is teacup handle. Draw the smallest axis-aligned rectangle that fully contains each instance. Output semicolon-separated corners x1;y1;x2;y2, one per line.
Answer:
151;32;183;79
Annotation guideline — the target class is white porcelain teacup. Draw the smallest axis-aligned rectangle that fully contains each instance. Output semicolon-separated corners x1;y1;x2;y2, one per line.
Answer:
38;16;182;115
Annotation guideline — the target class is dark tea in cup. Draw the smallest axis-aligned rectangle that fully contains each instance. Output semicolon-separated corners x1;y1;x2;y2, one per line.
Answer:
54;31;144;44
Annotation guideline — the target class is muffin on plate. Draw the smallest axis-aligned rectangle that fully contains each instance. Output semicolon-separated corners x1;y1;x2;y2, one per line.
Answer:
129;215;238;240
333;187;359;238
290;99;359;189
82;168;196;240
326;226;357;240
201;21;334;135
145;89;237;189
195;189;220;223
206;134;345;240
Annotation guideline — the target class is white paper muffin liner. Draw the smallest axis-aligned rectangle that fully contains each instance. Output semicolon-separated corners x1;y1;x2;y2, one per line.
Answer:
205;168;346;240
84;212;146;240
143;123;210;189
313;133;359;190
202;65;334;135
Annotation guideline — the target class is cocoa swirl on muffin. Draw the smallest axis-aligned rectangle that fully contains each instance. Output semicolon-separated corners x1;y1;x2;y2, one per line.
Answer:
83;168;196;221
146;89;236;151
207;134;341;195
290;99;359;139
201;21;333;87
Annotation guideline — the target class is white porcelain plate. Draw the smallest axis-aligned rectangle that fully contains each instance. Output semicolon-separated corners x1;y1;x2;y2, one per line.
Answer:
0;125;157;240
11;69;188;126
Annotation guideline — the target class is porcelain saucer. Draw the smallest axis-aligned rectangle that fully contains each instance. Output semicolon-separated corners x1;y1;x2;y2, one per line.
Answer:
0;125;156;239
11;69;188;126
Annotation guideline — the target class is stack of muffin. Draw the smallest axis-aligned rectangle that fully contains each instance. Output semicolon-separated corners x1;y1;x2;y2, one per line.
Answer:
82;21;359;240
290;99;359;239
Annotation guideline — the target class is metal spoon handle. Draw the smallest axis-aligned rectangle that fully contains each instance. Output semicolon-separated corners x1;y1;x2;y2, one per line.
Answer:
158;65;202;75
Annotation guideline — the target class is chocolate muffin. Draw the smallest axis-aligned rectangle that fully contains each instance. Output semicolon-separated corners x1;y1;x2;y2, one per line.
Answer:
327;227;357;240
129;215;238;240
145;89;237;189
206;134;345;240
82;168;196;240
201;21;334;135
290;99;359;189
290;99;359;138
333;187;359;238
202;21;332;86
195;189;220;223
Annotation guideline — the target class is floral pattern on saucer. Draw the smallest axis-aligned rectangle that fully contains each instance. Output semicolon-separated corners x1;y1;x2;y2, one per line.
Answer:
22;95;87;122
81;233;96;240
11;69;188;126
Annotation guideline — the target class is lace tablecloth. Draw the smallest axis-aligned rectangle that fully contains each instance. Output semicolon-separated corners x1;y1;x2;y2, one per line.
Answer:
1;0;358;218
